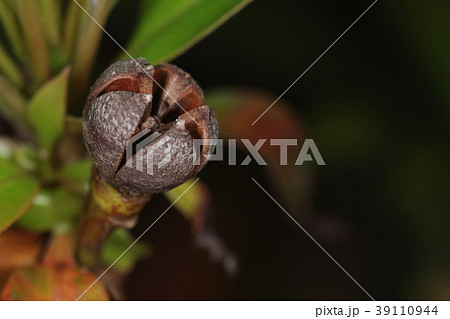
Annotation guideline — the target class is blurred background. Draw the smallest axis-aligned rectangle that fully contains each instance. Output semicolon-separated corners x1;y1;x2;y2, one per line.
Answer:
116;0;449;300
111;0;450;300
4;0;448;300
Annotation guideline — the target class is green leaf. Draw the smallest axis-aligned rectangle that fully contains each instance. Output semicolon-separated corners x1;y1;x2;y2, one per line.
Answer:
37;0;60;48
28;67;70;151
13;144;39;171
70;0;118;109
58;159;92;191
165;178;206;220
0;74;27;118
0;138;28;184
61;0;86;60
16;188;83;232
101;228;151;274
0;43;24;88
0;158;22;184
0;76;28;133
15;0;51;83
0;0;26;58
0;137;16;159
124;0;252;63
0;177;40;233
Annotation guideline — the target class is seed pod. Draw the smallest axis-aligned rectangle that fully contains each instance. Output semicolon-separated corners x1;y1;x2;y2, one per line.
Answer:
83;58;218;196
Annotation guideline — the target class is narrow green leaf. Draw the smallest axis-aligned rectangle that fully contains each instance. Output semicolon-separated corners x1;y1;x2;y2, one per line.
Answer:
61;0;87;60
16;188;83;232
0;75;29;134
37;0;60;48
124;0;252;63
28;67;70;151
0;43;24;88
0;177;40;233
0;74;27;117
0;0;26;58
70;0;118;108
101;228;150;273
15;0;51;83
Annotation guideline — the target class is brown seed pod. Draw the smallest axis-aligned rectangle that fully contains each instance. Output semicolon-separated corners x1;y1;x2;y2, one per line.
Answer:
83;58;218;196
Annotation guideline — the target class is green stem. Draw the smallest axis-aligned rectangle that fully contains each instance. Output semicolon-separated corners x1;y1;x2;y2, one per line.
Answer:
0;0;26;59
15;0;51;84
70;0;118;109
77;170;150;269
0;43;24;88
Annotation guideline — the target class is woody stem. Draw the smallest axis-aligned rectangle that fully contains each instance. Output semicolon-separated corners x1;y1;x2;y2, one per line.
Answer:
76;170;150;269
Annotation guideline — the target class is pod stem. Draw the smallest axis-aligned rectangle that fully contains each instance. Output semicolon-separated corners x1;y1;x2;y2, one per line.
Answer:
77;170;150;269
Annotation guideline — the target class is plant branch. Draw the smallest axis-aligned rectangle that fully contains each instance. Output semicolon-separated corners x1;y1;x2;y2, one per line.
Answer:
77;170;150;269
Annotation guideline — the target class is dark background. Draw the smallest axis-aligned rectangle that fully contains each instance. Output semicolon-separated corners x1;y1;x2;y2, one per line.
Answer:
97;0;449;300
